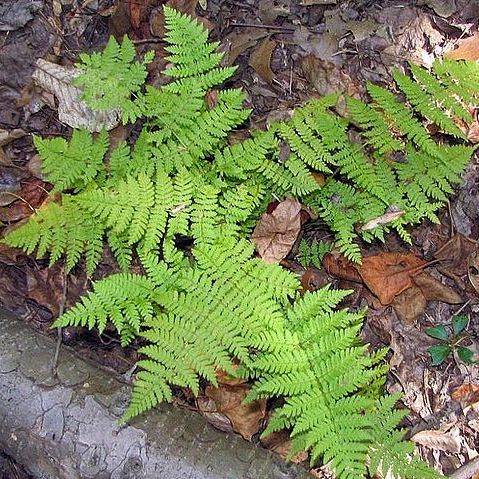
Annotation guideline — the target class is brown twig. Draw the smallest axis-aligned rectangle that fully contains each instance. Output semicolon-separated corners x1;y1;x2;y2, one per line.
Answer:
230;22;295;32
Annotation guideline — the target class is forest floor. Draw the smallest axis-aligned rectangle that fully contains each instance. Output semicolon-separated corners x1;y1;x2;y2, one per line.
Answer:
1;0;479;477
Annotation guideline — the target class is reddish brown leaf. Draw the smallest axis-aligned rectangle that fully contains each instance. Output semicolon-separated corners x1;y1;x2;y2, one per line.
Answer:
0;177;52;222
248;37;276;84
205;384;266;440
223;30;269;66
446;33;479;61
451;384;479;407
251;198;302;263
357;252;426;305
322;252;362;282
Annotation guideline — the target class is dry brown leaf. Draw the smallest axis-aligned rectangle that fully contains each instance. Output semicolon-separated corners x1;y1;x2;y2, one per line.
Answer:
205;384;266;440
322;252;362;282
300;267;327;293
413;272;463;304
358;252;426;305
259;0;290;23
446;33;479;61
435;234;478;279
0;177;52;222
223;30;270;66
0;129;26;147
248;37;276;84
261;430;308;463
467;118;479;144
452;384;479;408
410;429;461;453
251;198;302;263
392;286;427;324
215;366;247;387
197;395;234;433
32;59;119;132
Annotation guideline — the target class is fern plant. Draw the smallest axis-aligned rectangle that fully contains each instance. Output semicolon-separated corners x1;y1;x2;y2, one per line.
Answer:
4;6;474;477
298;238;331;269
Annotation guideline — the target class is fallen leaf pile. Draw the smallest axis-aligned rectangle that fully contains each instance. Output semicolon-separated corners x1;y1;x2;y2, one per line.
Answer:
324;251;463;322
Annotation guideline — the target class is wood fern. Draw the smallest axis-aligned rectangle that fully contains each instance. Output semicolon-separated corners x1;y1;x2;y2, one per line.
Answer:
5;6;476;477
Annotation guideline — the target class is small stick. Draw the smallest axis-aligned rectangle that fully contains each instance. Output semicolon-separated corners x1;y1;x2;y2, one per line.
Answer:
230;22;295;32
51;268;67;377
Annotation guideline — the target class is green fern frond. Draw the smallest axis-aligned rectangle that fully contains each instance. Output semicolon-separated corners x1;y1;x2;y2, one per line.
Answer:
3;197;104;275
75;35;153;122
297;239;332;269
35;129;109;192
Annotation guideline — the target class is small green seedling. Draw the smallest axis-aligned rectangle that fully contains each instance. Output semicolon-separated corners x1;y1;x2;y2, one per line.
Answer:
425;315;476;366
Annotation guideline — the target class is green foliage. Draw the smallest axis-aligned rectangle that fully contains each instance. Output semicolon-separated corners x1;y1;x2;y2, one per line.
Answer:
298;239;331;268
75;35;154;123
425;315;476;366
4;6;473;477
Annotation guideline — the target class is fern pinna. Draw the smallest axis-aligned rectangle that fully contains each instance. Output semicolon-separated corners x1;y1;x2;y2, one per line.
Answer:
4;5;474;477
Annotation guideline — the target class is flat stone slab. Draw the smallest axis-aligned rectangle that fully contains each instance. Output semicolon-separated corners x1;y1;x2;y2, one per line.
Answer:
0;309;311;479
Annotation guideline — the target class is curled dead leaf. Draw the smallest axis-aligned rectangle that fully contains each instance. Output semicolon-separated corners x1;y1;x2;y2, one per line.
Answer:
392;286;427;324
32;59;119;132
251;198;302;263
205;384;266;440
410;428;461;453
322;251;362;282
360;209;404;231
413;272;463;304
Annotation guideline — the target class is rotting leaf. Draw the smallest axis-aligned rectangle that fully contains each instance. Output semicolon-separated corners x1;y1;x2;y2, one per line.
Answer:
410;428;461;453
248;37;276;84
358;252;427;305
0;177;51;223
252;198;302;263
205;384;266;440
32;59;119;132
301;55;358;97
261;430;308;463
